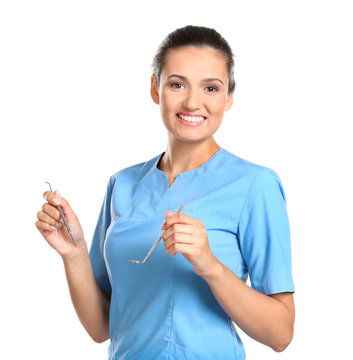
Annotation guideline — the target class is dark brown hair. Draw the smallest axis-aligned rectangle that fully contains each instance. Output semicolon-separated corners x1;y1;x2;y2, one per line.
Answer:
151;25;236;94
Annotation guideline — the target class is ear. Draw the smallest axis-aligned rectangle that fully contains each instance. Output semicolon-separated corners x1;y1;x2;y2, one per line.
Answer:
225;91;234;111
150;74;160;105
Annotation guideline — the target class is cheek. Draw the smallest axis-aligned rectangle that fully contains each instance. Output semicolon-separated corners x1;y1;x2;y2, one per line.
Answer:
207;96;226;115
160;91;175;111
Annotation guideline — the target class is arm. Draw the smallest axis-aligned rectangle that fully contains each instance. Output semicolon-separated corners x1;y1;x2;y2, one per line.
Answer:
161;211;295;352
36;190;111;343
62;246;111;343
161;169;295;351
201;258;295;352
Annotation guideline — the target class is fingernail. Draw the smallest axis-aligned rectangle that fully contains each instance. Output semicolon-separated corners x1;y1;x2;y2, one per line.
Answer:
53;198;61;205
161;224;165;230
55;190;62;199
50;226;57;230
43;193;48;201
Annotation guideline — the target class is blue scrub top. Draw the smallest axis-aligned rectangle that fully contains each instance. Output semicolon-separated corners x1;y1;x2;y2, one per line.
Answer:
89;147;295;360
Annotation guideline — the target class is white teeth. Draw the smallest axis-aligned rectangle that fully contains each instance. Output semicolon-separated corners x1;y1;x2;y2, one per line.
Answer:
178;114;205;122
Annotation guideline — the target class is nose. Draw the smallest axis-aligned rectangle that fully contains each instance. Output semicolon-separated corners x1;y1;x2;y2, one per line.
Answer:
183;88;201;110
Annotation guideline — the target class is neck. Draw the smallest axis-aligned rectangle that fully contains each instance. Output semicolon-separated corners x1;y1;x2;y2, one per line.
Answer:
158;139;221;176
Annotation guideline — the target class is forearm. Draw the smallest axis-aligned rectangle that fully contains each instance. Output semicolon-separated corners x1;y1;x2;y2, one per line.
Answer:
61;242;110;343
201;257;293;352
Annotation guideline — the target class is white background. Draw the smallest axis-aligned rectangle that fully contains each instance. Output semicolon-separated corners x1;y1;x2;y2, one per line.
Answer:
1;0;352;359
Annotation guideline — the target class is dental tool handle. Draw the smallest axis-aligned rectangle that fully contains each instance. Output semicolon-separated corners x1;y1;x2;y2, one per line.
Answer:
57;205;78;246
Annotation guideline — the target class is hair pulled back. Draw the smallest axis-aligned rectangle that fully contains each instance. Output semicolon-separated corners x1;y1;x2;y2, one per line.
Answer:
151;25;236;94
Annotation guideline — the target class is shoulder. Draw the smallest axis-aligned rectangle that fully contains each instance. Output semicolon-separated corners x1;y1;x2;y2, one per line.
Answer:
220;148;282;184
219;149;286;205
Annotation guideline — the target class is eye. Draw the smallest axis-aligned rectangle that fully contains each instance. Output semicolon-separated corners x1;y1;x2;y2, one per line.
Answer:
205;86;219;92
170;82;184;89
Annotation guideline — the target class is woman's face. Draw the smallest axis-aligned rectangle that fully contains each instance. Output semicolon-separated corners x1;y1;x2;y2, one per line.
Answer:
151;46;234;144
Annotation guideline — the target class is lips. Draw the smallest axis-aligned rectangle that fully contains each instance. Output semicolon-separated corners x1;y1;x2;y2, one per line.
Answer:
176;114;206;127
177;112;207;119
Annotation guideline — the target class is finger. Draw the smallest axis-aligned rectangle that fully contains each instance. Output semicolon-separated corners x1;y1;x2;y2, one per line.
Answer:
37;210;62;228
43;191;50;201
164;233;194;251
35;220;57;233
41;203;61;221
162;223;194;240
167;241;194;256
163;213;200;230
44;191;62;207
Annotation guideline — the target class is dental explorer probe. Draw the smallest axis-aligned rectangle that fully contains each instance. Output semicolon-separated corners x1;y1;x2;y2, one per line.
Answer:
129;204;184;264
45;182;78;246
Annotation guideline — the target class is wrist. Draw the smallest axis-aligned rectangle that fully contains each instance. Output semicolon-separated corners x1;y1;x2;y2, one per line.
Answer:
61;240;89;264
200;256;225;282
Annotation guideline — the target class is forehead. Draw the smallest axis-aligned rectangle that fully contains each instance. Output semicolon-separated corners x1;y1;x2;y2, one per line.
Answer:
162;46;228;79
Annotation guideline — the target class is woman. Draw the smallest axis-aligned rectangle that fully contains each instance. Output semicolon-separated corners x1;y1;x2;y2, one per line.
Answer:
36;25;295;360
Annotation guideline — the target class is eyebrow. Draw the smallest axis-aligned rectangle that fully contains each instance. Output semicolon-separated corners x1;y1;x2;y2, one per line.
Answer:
167;74;224;86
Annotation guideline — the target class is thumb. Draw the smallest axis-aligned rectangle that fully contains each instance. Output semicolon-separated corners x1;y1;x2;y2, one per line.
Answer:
52;190;77;222
161;210;173;230
165;210;174;218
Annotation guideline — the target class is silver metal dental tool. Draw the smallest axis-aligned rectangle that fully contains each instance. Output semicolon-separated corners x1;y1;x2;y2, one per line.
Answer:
129;204;184;264
45;182;78;246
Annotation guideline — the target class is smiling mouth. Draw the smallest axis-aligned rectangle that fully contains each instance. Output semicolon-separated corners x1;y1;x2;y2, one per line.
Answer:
176;113;206;122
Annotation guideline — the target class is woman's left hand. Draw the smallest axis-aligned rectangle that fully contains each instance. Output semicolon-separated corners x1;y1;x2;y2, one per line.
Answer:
161;210;218;277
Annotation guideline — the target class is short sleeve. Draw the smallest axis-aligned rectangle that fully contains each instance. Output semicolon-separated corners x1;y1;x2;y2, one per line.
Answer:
89;175;114;292
238;168;295;295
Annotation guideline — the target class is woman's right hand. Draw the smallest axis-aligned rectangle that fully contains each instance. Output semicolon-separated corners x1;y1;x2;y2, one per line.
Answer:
35;190;86;257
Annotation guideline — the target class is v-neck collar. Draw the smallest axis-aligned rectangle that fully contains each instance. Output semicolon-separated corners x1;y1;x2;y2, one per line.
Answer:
152;148;226;190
